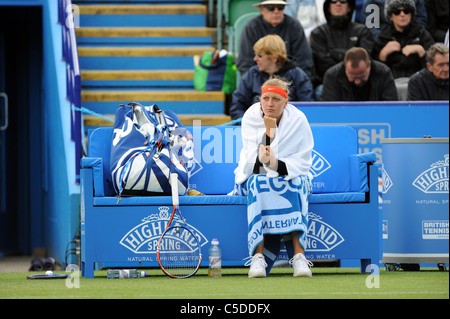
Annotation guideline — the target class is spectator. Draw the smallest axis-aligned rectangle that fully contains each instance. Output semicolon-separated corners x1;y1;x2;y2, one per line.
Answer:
310;0;374;98
230;35;314;121
407;43;449;100
321;47;398;100
425;0;449;43
284;0;326;39
372;0;434;78
236;0;313;79
362;0;428;39
371;0;434;98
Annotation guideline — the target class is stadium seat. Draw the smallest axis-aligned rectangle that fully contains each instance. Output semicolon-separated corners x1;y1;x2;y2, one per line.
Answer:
232;12;259;86
217;0;259;50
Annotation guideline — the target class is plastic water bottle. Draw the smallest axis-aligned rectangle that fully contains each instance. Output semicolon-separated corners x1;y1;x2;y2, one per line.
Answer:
107;269;148;279
208;238;222;277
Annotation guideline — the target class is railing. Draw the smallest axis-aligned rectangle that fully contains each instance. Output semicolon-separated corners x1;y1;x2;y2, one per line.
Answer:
58;0;82;183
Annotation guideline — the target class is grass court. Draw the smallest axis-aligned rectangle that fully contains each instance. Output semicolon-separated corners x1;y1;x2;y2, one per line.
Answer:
1;267;448;300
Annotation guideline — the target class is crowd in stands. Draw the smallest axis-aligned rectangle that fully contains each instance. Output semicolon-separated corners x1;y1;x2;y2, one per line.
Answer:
230;0;449;120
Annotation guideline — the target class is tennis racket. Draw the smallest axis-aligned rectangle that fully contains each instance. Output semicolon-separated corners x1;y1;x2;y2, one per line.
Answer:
27;274;70;280
157;173;202;278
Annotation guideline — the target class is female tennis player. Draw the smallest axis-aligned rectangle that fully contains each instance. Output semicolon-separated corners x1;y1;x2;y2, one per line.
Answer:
233;76;314;278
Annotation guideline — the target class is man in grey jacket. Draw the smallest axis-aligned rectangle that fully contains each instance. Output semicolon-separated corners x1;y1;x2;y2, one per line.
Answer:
321;47;398;101
236;0;313;79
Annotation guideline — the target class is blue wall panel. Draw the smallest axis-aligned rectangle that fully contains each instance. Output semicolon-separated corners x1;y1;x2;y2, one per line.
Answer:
292;101;449;164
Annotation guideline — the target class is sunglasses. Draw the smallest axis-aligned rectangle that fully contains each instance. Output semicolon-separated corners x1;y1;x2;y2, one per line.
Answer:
264;4;285;11
392;8;411;15
330;0;348;4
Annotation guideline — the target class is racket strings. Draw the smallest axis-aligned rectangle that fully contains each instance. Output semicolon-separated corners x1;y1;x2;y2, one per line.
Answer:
158;225;202;278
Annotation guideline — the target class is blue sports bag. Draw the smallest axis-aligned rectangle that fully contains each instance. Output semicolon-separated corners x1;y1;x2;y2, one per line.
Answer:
110;102;194;197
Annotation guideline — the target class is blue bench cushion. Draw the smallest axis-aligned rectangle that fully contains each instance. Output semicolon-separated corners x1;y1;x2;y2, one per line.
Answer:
92;192;366;206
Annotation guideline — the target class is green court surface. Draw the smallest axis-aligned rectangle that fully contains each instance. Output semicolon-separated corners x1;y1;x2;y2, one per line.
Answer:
1;267;448;300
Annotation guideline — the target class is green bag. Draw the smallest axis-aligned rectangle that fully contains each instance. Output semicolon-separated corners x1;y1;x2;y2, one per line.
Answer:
193;50;237;95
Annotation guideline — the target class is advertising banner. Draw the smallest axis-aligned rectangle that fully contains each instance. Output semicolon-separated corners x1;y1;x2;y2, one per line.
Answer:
382;138;449;264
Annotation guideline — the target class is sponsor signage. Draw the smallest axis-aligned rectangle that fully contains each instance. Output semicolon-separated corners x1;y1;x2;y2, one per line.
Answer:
382;139;449;263
412;155;449;194
119;208;347;262
119;206;208;262
307;213;345;252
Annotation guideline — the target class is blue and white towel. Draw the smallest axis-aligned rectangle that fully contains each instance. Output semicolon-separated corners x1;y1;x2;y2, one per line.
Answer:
236;174;311;256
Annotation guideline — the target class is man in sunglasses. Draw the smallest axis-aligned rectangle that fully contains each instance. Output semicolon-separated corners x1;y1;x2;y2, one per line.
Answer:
371;0;434;79
362;0;428;39
236;0;313;79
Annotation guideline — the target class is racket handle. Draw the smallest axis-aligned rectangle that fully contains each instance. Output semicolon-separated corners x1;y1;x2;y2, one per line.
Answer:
170;173;179;206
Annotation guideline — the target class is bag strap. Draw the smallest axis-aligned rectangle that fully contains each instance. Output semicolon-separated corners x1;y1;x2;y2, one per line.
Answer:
117;104;166;197
199;59;224;70
199;50;224;70
116;104;184;198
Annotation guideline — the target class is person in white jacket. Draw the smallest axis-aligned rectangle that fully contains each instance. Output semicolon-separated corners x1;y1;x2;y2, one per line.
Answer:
285;0;326;39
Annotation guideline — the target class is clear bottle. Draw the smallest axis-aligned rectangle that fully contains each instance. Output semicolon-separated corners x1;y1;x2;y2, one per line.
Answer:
208;238;222;277
107;269;148;279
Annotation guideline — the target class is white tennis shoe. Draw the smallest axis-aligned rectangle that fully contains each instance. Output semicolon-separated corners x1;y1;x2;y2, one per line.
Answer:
247;253;267;278
290;253;313;277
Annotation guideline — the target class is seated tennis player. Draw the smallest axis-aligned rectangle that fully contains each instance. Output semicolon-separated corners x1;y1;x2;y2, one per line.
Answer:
233;76;314;278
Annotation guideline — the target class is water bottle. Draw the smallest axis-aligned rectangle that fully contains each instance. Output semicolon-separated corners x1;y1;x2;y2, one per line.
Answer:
208;238;222;277
107;269;148;279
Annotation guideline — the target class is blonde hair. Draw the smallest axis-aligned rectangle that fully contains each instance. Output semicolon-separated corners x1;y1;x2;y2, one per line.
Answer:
253;34;287;67
261;75;292;99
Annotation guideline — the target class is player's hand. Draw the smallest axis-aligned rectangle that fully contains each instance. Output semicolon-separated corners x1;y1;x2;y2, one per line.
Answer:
259;145;277;170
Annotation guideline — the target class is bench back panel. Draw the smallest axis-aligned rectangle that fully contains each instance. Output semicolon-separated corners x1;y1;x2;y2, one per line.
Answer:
87;125;358;196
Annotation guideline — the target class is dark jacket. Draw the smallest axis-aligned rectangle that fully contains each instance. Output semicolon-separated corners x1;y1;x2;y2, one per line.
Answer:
310;0;374;85
407;68;449;100
230;59;314;120
320;59;398;101
371;20;435;78
236;14;313;79
425;0;449;42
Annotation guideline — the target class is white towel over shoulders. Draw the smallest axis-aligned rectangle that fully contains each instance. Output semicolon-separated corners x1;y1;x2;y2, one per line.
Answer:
234;103;314;185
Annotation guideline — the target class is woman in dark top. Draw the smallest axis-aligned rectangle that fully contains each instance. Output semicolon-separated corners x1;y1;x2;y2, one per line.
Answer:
371;0;434;79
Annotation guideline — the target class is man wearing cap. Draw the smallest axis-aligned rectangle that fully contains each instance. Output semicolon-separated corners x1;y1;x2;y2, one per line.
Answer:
236;0;313;79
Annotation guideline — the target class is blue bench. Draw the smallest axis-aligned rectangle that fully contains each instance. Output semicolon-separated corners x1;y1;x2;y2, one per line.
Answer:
81;125;380;278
